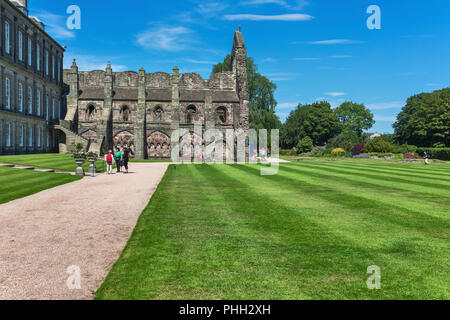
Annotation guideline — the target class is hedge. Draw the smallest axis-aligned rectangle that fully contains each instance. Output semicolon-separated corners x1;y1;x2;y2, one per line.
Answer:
417;148;450;161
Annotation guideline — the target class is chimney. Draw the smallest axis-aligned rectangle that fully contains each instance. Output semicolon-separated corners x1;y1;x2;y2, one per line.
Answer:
17;0;27;8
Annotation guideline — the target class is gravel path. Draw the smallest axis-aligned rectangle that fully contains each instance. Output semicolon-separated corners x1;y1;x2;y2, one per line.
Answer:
0;163;169;300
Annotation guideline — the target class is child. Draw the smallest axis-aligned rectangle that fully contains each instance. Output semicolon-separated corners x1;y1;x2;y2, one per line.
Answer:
105;150;114;174
115;147;123;173
424;151;430;165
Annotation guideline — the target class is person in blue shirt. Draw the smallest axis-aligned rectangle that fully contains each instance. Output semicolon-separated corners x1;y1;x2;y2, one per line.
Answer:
424;152;430;165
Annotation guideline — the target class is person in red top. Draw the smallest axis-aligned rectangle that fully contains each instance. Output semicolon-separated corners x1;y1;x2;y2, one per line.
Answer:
104;150;114;175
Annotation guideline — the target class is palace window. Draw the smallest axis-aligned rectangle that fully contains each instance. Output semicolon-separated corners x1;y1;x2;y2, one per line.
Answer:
6;123;11;147
18;83;23;112
19;125;24;147
45;51;49;76
154;106;163;121
86;105;95;120
46;95;49;121
52;55;55;79
186;105;197;124
216;107;227;124
28;87;33;114
18;31;23;61
120;106;130;121
28;127;33;147
52;99;56;119
37;128;41;147
37;90;41;116
37;44;41;71
5;78;11;109
28;38;32;66
5;22;10;54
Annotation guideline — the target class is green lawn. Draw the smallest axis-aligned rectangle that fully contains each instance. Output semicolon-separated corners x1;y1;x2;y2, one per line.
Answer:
96;160;450;300
0;153;107;173
0;166;82;204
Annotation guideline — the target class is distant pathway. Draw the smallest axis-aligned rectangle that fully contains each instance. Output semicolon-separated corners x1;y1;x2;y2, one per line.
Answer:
0;163;169;300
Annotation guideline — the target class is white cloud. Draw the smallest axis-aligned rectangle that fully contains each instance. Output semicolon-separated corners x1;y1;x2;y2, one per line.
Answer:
367;101;404;110
64;53;128;72
307;39;365;45
34;11;75;40
293;57;320;61
185;58;216;64
277;102;298;109
136;27;194;51
262;57;277;63
325;92;346;97
240;0;309;10
223;14;313;21
196;2;228;17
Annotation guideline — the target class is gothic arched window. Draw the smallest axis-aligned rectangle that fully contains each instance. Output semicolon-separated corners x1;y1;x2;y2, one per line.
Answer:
186;105;197;124
86;105;95;120
154;106;163;121
217;107;227;124
120;105;130;121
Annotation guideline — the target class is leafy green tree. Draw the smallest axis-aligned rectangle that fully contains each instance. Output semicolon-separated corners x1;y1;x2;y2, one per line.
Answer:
335;102;375;137
212;55;281;133
393;88;450;147
296;136;314;154
363;138;393;153
281;102;342;148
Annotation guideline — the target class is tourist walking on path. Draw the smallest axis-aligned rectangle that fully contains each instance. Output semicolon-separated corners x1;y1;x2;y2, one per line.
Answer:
424;151;430;165
104;150;114;175
115;147;123;173
122;145;135;174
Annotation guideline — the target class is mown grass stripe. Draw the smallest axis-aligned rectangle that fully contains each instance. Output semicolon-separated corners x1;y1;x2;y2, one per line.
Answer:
303;161;450;184
291;162;450;191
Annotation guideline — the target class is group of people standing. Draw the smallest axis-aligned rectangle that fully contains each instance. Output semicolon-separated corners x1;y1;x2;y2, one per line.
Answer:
104;145;134;175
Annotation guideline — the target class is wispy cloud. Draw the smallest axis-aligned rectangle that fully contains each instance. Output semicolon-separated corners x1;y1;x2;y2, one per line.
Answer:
185;58;216;65
266;72;298;81
262;57;277;63
64;53;128;72
223;14;313;21
330;55;353;58
240;0;309;10
298;39;365;45
325;92;346;97
399;71;425;76
367;101;404;110
136;27;195;51
196;2;228;17
34;11;75;40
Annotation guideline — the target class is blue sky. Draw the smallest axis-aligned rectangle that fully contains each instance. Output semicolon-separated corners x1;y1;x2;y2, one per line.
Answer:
31;0;449;133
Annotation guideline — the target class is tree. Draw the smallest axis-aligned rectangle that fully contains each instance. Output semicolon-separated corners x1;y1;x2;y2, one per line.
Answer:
296;136;314;154
363;138;393;153
393;88;450;147
281;102;342;148
334;102;375;137
212;55;282;133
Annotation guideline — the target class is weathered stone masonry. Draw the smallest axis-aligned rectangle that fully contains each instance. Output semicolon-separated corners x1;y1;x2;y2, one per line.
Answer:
60;29;249;159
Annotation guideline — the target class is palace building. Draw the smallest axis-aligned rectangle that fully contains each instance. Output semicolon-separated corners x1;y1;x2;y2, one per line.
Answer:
59;28;249;160
0;0;65;155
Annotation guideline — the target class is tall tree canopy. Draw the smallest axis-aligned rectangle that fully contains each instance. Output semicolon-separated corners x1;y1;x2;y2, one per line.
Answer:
212;55;281;131
281;102;342;148
335;102;375;137
393;88;450;147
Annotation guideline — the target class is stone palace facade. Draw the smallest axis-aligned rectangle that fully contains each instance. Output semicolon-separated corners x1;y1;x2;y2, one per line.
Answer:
59;29;249;159
0;0;65;155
